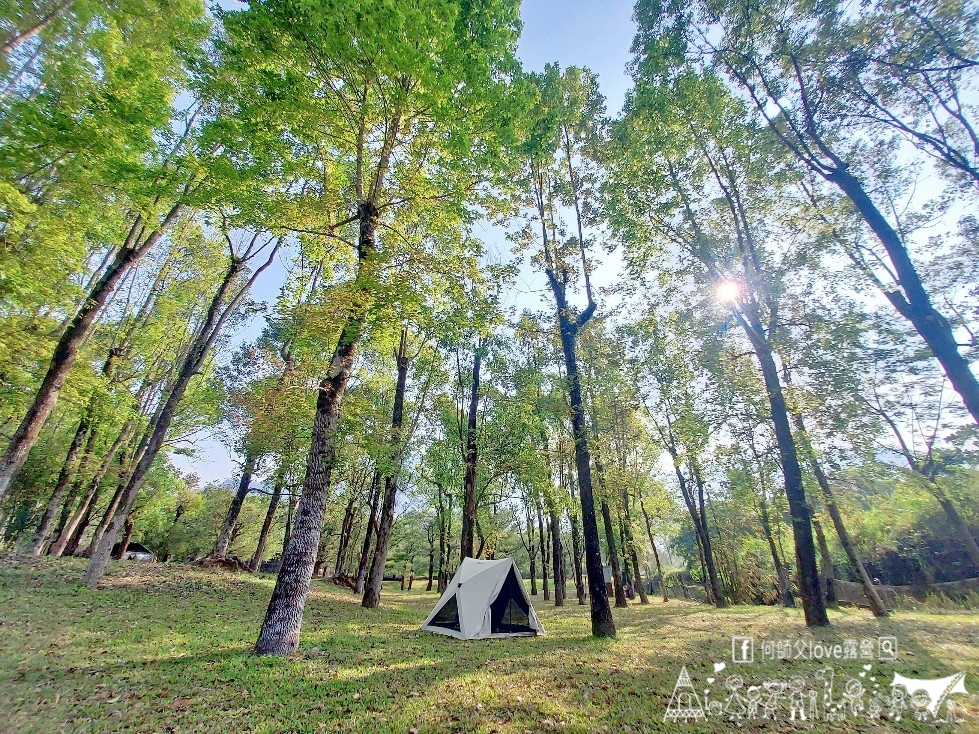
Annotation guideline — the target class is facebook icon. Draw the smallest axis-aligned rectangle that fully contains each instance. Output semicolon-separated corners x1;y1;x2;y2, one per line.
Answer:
732;636;754;663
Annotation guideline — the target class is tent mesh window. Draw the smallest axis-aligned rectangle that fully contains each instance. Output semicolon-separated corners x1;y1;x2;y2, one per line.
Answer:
490;568;534;634
429;594;461;631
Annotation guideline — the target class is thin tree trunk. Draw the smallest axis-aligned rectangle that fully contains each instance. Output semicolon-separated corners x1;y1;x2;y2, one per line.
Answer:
556;317;615;636
759;494;794;607
83;445;136;558
85;236;282;588
735;309;829;627
599;493;627;608
426;523;435;591
549;504;565;606
60;424;133;557
281;490;296;561
828;167;979;426
212;451;258;559
250;472;283;571
256;200;383;656
160;503;185;562
537;500;550;601
569;508;586;604
334;494;357;577
931;490;979;568
29;415;90;555
114;514;135;559
363;329;410;609
51;418;100;546
526;503;538;595
784;393;887;617
459;347;481;561
1;0;72;53
0;204;186;500
640;499;668;602
354;471;382;595
812;516;837;607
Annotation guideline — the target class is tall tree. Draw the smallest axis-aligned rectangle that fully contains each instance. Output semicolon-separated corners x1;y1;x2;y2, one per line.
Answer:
252;0;520;654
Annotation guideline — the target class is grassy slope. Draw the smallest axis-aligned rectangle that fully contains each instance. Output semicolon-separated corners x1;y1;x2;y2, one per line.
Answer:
0;555;976;734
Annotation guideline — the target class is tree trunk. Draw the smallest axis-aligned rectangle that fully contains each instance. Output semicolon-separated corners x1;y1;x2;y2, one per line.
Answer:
362;329;410;609
212;451;257;559
828;167;979;426
29;415;90;555
354;471;381;595
426;526;435;592
114;514;135;559
0;204;185;500
83;447;136;558
555;315;615;637
459;347;481;561
250;472;283;571
1;0;72;54
549;504;565;606
640;500;668;602
740;316;828;626
50;421;100;550
256;203;380;655
812;516;837;607
524;501;538;595
334;494;357;577
599;495;627;608
85;237;281;589
786;401;887;617
568;509;586;604
160;504;185;562
537;500;550;601
759;494;794;607
619;489;647;603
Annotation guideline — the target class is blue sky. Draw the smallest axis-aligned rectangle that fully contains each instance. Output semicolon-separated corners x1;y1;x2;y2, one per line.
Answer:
172;0;639;484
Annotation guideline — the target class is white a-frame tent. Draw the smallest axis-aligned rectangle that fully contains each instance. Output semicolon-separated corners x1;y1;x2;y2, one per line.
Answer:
420;557;545;639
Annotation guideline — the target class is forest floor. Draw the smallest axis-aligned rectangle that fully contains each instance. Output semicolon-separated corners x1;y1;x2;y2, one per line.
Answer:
0;554;977;734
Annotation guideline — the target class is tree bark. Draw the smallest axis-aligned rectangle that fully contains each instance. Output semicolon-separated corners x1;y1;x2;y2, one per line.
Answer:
785;396;887;617
212;451;257;559
549;504;565;606
600;496;627;608
29;415;90;555
334;493;357;577
85;236;281;588
568;508;586;604
362;328;410;609
526;502;538;595
537;499;550;601
737;312;828;626
250;471;284;571
758;493;794;607
256;202;381;655
57;425;131;557
354;470;381;595
0;204;185;500
812;517;837;607
828;167;979;426
555;313;615;636
114;514;135;559
459;347;481;561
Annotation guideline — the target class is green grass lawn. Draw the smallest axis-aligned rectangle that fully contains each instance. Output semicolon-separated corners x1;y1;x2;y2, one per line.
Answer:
0;554;976;733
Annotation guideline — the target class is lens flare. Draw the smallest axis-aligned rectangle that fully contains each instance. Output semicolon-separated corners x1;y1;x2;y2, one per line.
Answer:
716;280;740;303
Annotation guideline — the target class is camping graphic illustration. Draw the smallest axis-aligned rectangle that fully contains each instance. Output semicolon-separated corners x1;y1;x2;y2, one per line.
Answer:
664;667;706;722
664;666;969;724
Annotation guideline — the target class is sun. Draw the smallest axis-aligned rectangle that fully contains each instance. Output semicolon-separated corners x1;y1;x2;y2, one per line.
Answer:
715;280;740;304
